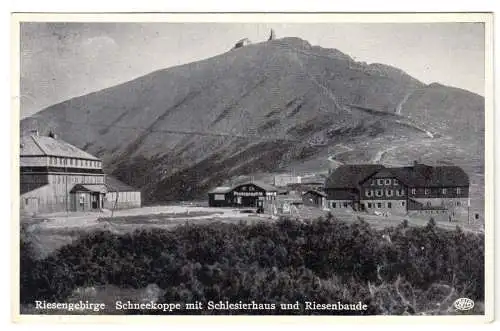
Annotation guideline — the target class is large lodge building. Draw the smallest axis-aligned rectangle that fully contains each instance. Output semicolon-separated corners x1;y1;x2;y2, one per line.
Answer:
207;162;470;220
20;131;141;215
324;162;470;217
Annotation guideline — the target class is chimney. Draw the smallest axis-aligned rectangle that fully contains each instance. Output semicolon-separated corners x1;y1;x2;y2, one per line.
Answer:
48;130;57;139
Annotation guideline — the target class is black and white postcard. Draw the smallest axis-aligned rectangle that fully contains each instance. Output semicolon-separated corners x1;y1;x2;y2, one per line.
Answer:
11;13;494;322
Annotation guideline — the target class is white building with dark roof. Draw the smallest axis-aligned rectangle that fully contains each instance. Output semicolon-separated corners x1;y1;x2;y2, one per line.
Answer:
104;176;142;210
324;162;470;220
20;131;141;214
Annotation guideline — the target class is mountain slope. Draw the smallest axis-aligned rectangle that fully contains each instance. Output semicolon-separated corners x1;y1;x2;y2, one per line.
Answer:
21;37;484;203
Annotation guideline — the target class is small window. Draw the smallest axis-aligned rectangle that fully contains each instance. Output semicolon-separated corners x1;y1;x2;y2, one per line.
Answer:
386;189;393;197
456;201;461;206
442;188;447;195
384;179;391;185
367;203;372;208
377;179;384;186
424;188;430;195
387;202;392;209
426;201;431;207
214;194;225;201
343;202;348;208
365;190;373;197
401;201;405;207
370;180;376;186
456;188;462;195
393;179;399;186
376;190;383;197
377;202;382;208
332;202;336;208
411;188;416;195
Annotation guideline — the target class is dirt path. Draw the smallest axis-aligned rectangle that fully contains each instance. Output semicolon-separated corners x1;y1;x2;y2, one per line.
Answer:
327;144;353;166
371;145;399;164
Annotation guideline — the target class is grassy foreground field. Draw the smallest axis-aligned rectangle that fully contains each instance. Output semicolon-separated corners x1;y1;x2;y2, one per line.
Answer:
20;216;484;315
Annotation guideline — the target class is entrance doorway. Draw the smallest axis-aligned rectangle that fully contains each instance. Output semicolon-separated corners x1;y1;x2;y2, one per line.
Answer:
91;193;100;209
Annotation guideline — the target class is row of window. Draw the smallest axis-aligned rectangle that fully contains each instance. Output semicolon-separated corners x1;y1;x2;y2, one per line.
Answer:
49;156;101;168
365;189;405;198
365;201;404;209
365;187;463;198
330;202;352;209
410;188;462;195
418;210;449;215
239;186;256;192
329;200;462;210
370;178;399;186
329;201;405;209
50;175;105;184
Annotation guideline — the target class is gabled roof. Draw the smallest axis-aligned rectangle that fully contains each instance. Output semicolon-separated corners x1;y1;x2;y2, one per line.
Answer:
208;186;232;194
70;184;107;193
325;164;385;189
301;175;326;184
385;164;469;187
106;176;139;192
236;180;279;192
329;163;470;189
20;135;100;161
303;190;327;198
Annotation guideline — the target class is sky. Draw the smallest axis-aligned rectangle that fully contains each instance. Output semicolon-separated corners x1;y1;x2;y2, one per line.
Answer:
19;22;485;118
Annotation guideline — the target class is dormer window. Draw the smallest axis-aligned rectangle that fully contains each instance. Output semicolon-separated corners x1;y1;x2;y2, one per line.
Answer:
393;179;399;186
377;179;384;186
384;179;391;185
365;190;373;197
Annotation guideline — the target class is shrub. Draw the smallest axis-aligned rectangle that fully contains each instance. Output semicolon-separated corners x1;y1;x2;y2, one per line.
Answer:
20;217;484;314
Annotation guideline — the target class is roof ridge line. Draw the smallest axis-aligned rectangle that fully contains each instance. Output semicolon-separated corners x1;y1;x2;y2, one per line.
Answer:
30;135;48;156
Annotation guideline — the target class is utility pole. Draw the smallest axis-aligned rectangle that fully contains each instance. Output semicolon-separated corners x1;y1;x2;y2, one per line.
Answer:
467;197;471;224
111;191;119;218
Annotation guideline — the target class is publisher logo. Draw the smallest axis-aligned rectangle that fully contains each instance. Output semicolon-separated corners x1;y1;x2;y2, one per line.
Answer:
453;298;474;311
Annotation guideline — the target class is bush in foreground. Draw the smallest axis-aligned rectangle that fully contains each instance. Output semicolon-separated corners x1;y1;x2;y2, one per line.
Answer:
20;216;484;315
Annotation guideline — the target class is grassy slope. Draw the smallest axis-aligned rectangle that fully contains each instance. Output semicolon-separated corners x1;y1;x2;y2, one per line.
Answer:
20;37;484;205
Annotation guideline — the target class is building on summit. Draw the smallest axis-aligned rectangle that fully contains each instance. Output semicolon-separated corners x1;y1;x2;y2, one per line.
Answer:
324;162;470;218
20;131;141;215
